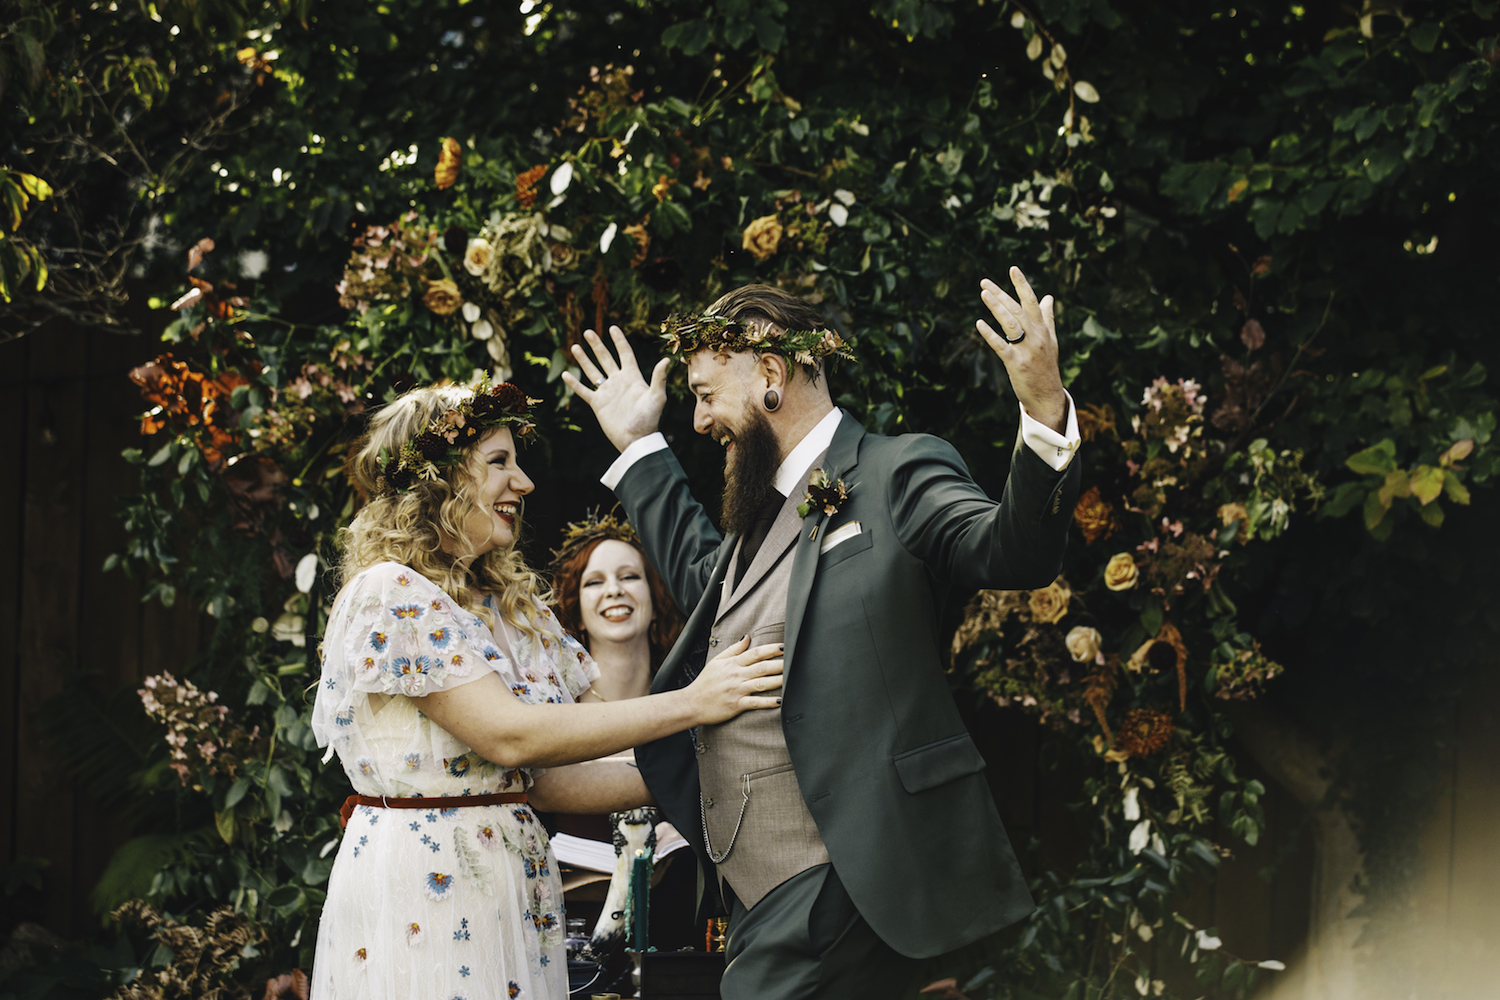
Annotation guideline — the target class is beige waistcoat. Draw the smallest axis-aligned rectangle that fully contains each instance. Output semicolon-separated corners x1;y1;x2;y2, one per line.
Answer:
696;476;830;909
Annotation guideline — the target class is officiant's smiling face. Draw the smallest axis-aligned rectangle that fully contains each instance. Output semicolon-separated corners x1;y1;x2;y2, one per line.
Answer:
688;347;783;536
578;539;655;645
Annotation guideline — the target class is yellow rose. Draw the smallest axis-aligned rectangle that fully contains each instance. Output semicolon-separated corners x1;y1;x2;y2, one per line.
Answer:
422;278;463;316
1027;578;1072;624
742;214;783;262
463;239;493;277
1104;553;1138;591
1066;625;1103;663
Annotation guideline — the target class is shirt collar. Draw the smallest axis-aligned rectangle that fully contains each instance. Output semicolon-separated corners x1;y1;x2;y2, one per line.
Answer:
772;408;843;497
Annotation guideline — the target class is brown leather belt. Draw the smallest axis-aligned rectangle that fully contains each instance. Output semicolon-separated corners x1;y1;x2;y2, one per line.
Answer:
340;792;528;829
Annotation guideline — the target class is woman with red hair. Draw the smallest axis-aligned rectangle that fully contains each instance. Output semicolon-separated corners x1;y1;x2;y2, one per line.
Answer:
549;511;685;698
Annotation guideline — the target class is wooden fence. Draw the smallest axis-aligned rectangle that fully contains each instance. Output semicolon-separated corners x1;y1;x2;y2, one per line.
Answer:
1;322;1495;997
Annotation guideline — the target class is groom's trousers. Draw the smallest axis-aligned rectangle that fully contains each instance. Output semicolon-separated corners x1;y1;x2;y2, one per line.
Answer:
721;864;922;1000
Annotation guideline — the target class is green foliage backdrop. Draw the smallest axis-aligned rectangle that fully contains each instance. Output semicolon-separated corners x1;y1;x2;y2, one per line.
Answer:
6;0;1499;997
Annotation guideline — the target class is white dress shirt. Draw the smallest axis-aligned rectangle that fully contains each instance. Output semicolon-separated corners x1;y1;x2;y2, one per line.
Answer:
601;392;1081;493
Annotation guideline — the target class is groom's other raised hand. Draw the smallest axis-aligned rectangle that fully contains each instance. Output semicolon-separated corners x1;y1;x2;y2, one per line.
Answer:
561;325;671;453
978;266;1069;434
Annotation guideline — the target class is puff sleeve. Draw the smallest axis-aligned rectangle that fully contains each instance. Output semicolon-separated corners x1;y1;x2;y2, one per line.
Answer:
313;563;506;751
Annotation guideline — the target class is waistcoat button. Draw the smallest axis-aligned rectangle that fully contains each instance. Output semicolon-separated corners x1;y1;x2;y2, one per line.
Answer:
704;797;715;808
708;636;719;648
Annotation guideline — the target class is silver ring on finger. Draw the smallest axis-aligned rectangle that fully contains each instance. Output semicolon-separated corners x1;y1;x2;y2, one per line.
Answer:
999;326;1026;345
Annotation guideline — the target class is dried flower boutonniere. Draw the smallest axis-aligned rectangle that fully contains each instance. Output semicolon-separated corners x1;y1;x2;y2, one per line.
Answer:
797;468;854;518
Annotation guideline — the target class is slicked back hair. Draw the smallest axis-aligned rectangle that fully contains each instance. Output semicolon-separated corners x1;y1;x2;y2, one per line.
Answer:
702;284;833;382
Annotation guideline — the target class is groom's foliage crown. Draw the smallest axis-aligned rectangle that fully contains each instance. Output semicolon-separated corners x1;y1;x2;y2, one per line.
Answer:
658;311;857;369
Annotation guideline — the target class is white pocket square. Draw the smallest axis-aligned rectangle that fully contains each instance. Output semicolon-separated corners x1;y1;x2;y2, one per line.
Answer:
819;520;863;554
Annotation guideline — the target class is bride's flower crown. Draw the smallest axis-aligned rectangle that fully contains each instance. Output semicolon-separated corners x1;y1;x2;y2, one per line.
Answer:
658;312;856;370
375;379;541;497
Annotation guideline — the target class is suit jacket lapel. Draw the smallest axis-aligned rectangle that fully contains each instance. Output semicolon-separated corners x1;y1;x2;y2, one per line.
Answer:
784;413;866;682
651;537;735;695
716;474;814;621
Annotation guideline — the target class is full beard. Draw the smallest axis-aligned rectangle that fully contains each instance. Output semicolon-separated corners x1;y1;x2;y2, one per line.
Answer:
719;407;782;537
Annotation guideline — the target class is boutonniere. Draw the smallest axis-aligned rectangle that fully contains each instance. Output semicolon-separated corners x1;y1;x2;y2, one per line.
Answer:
797;468;854;518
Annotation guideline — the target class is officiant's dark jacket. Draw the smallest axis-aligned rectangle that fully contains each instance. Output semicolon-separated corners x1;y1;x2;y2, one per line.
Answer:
617;411;1081;959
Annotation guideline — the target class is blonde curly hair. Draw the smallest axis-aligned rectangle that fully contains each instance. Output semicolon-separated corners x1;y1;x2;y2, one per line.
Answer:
339;382;551;642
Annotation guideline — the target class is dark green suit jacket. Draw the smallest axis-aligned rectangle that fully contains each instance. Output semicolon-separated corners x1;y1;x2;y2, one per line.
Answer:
615;412;1081;959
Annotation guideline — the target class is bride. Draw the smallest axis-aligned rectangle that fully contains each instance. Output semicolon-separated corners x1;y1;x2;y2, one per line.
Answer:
310;379;782;1000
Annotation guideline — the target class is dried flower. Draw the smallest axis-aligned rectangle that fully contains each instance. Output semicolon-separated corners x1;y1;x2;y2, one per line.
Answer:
742;214;784;261
950;589;1027;658
112;900;264;1000
1074;486;1116;543
264;968;311;1000
1104;552;1138;591
434;137;462;190
1077;402;1117;442
422;278;463;316
547;240;578;271
1128;622;1191;710
651;174;678;202
515;164;547;208
139;672;264;785
621;221;650;267
1115;708;1174;757
1027;578;1072;624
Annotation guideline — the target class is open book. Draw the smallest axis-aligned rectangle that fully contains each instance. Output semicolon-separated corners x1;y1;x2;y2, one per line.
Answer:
551;822;690;873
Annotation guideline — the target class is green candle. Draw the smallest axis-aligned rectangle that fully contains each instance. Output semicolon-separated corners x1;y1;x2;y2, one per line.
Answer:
631;851;650;952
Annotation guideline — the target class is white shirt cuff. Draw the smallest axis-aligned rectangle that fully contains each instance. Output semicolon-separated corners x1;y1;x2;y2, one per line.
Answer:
1019;390;1081;472
600;432;670;490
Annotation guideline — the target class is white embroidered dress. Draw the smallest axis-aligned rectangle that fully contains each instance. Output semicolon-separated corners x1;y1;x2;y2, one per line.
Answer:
311;562;597;1000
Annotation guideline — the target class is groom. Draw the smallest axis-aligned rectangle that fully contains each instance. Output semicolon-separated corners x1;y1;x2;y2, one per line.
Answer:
563;269;1082;999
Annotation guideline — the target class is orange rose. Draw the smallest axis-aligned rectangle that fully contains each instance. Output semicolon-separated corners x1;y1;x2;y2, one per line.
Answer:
1074;486;1115;543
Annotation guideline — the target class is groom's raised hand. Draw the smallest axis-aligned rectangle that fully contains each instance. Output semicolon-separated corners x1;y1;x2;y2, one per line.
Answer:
561;326;672;453
977;266;1069;434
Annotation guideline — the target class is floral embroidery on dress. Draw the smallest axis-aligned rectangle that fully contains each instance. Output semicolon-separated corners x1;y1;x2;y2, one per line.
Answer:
406;922;423;946
423;872;454;900
391;604;425;620
445;755;471;778
508;983;522;998
476;824;500;850
404;753;422;771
